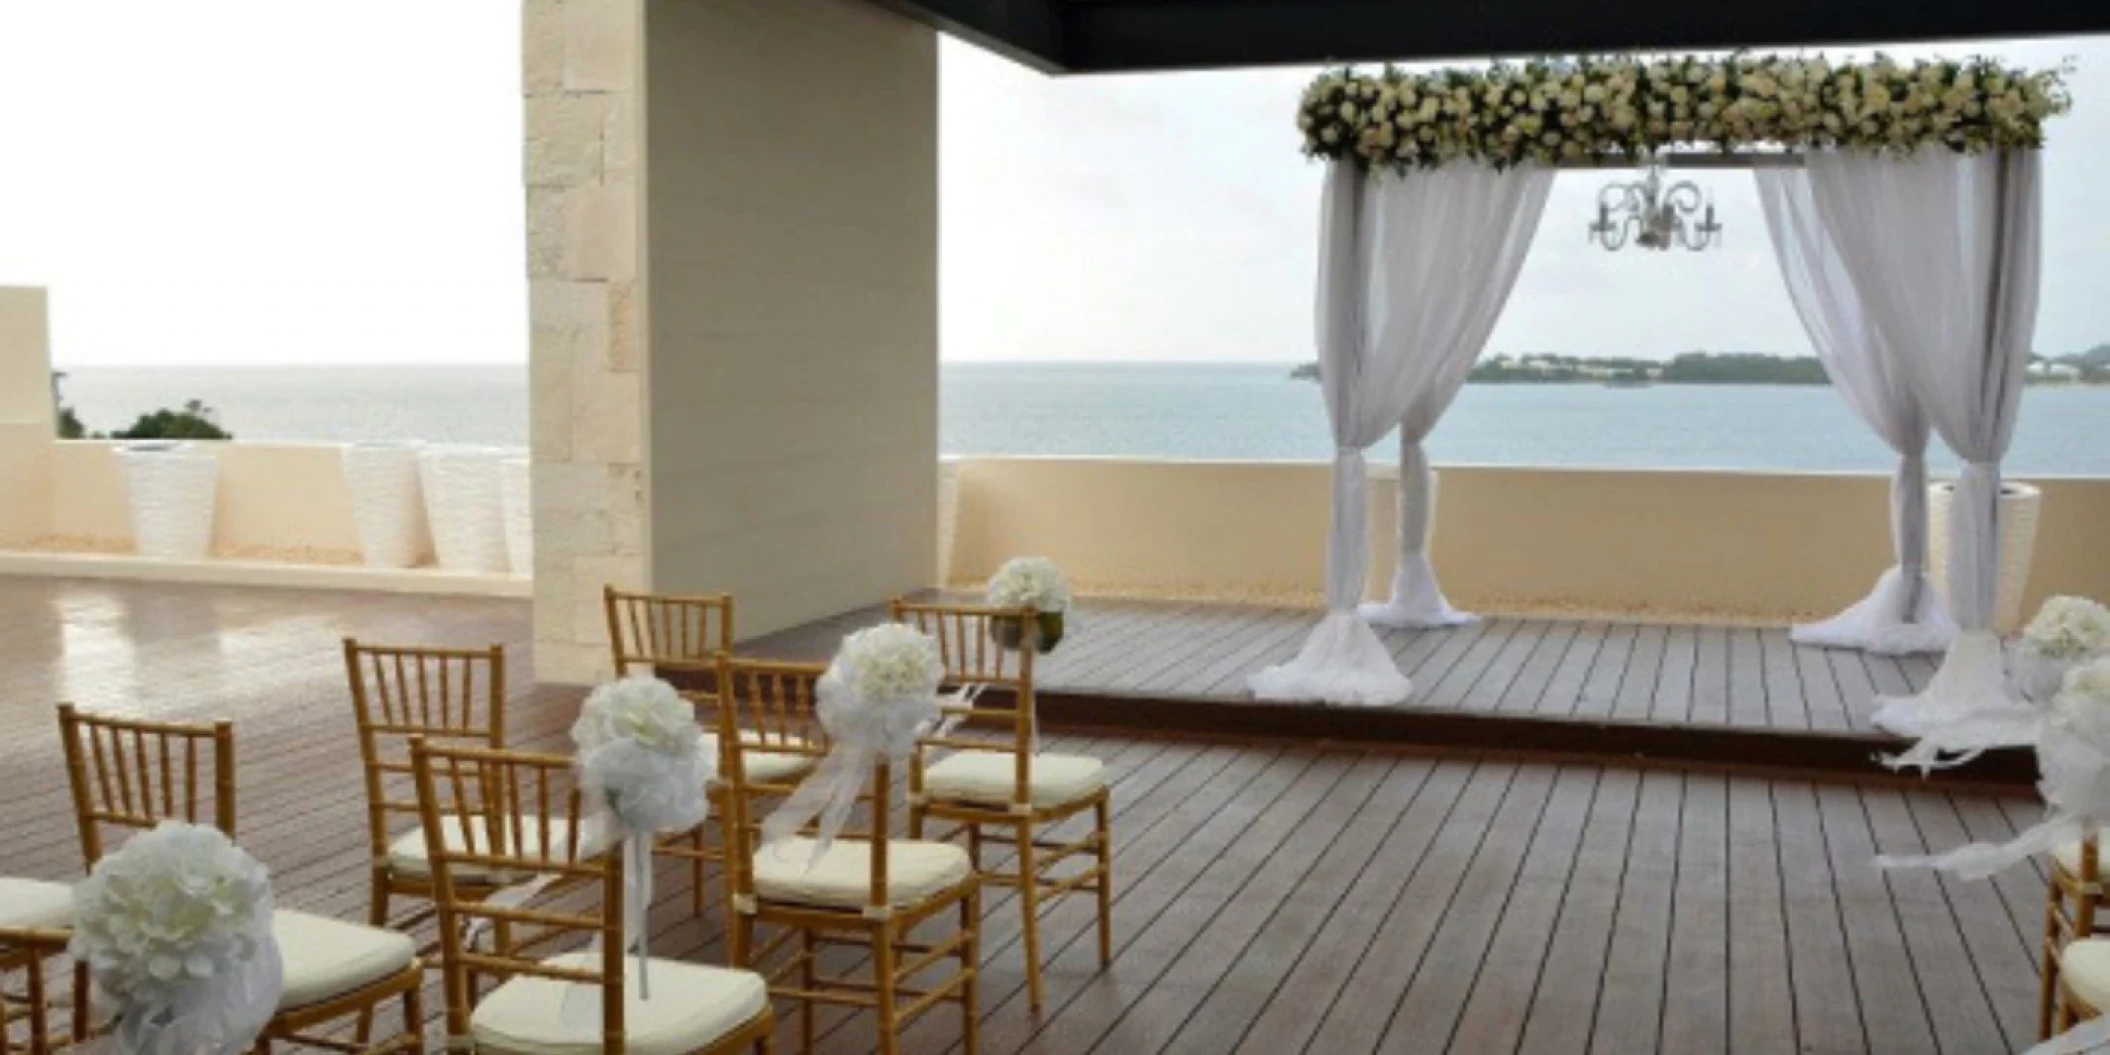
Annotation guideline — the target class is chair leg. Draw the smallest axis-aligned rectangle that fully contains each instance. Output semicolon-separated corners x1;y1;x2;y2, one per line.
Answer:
405;974;427;1055
369;871;391;927
961;884;981;1055
1094;797;1114;967
873;927;900;1055
908;801;925;840
691;826;709;917
799;928;817;1054
1016;819;1045;1012
2044;883;2066;1040
967;823;983;872
731;910;752;970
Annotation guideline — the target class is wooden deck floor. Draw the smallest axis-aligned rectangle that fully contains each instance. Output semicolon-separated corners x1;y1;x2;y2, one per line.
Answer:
0;577;2042;1055
745;596;1936;736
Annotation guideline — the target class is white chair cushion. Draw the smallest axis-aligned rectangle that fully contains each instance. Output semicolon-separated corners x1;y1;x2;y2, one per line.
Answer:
0;878;73;929
273;909;417;1009
707;732;815;785
753;838;971;911
470;952;766;1055
2066;938;2110;1012
924;750;1106;808
387;816;576;882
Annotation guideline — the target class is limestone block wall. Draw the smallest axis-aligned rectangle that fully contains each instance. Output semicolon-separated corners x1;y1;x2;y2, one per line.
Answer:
523;0;649;683
640;0;940;641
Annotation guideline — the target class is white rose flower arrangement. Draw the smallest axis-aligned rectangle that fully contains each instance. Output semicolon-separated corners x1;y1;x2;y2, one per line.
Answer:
2015;596;2110;703
1298;54;2070;172
572;675;712;836
70;821;283;1055
763;624;949;867
986;557;1072;653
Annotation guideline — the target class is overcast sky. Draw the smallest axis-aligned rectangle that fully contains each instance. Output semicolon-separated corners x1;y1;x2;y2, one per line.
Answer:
1;4;2104;366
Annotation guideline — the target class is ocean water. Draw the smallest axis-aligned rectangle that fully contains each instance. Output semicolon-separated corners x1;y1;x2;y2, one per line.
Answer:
53;362;2110;476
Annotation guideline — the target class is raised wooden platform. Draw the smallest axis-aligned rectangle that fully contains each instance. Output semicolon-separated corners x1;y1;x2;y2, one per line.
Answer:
0;577;2055;1055
745;596;2037;787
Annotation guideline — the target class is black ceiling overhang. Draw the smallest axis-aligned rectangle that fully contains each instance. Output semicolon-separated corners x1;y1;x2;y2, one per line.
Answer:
868;0;2110;73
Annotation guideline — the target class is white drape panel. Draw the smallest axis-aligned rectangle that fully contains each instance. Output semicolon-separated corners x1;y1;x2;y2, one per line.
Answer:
1804;148;2042;735
1252;161;1552;705
1355;160;1549;627
1755;168;1953;656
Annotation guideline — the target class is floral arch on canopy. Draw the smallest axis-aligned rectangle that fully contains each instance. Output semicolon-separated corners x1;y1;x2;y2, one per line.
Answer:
1251;53;2071;739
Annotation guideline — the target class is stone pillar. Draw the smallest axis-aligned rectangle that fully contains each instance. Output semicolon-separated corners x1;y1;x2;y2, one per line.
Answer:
522;0;647;683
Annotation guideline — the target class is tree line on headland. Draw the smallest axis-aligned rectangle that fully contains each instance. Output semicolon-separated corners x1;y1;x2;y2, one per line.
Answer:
1290;346;2110;386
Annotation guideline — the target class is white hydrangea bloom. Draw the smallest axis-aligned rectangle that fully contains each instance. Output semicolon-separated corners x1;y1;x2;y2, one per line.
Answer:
70;822;275;1008
985;556;1072;613
2023;597;2110;662
835;623;945;703
573;676;699;754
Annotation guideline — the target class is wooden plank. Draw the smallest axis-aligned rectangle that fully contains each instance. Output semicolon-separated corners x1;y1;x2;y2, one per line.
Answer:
1445;766;1605;1054
1535;622;1607;717
1587;769;1684;1055
1759;628;1810;731
1651;624;1699;724
1860;787;2008;1054
1690;626;1731;725
1660;773;1729;1053
1196;610;1323;697
1497;620;1582;713
1727;628;1770;729
1573;623;1638;719
1105;603;1275;693
1081;755;1407;1053
1794;638;1853;733
1899;787;2040;1050
1290;763;1524;1052
1455;620;1550;712
1770;781;1869;1054
1155;757;1441;1055
1816;784;1939;1054
1321;765;1565;1052
1610;623;1668;723
1512;767;1642;1055
1230;760;1480;1054
1726;777;1796;1055
1420;619;1519;708
1129;607;1284;695
966;751;1352;1054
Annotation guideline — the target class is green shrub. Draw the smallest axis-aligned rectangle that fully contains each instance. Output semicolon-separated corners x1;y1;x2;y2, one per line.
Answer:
109;400;233;441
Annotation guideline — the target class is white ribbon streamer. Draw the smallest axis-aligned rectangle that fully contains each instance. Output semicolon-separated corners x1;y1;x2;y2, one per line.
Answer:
89;937;282;1055
760;668;980;872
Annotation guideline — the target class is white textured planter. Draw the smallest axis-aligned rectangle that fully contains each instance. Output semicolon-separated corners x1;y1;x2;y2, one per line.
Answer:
115;442;218;560
1929;479;2042;636
417;446;509;573
500;456;533;577
342;442;429;568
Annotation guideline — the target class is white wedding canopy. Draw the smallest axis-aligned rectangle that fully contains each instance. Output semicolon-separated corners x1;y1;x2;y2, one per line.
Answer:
1803;148;2043;735
1756;168;1957;656
1250;160;1552;706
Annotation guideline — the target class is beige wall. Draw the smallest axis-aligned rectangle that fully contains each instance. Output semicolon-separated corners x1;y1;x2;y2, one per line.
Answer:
0;288;53;544
641;0;939;641
949;458;2110;623
45;442;364;560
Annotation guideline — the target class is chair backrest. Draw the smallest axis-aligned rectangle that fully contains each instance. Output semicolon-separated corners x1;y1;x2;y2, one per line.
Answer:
603;586;734;679
0;926;74;1055
890;600;1039;806
715;656;896;914
408;740;620;1052
343;639;507;862
57;704;234;867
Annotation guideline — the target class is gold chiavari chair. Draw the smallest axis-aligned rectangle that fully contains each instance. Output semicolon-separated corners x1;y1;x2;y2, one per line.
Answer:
603;587;813;924
0;927;71;1055
408;739;773;1055
891;600;1111;1012
717;656;979;1055
344;639;544;944
56;703;426;1055
2047;832;2109;1038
